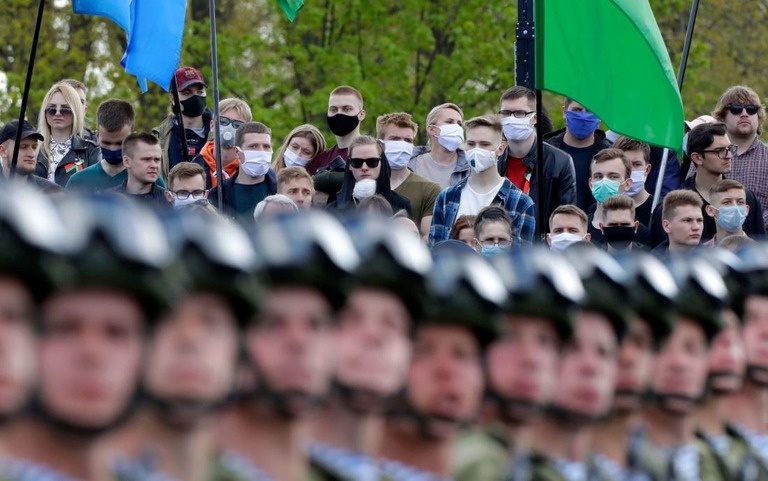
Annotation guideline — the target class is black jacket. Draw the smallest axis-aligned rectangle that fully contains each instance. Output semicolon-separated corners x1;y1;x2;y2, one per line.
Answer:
497;141;577;235
36;136;101;187
326;153;412;217
108;181;170;213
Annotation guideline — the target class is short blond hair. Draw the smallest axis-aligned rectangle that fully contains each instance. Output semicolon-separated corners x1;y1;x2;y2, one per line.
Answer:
219;97;253;122
376;112;418;140
426;103;464;128
662;190;703;221
549;204;587;231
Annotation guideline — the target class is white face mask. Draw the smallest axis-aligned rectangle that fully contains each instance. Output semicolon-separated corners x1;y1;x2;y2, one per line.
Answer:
435;123;464;152
501;115;534;141
241;149;272;177
353;178;377;200
549;232;584;251
173;196;199;209
283;148;310;167
384;140;414;170
467;147;498;173
625;170;646;197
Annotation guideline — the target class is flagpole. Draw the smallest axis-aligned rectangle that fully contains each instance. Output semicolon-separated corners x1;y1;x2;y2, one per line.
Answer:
515;0;544;236
209;0;224;211
652;0;700;212
10;0;46;179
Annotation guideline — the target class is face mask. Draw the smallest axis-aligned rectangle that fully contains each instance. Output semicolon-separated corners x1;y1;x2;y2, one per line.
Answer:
220;123;237;150
467;147;498;174
241;150;272;177
353;178;377;200
173;196;199;209
715;205;747;233
435;124;464;152
179;95;207;118
384;140;414;170
501;115;534;141
283;148;309;167
602;226;636;250
549;232;584;252
327;113;360;137
102;148;123;166
591;178;621;203
625;170;646;197
481;244;509;258
565;111;600;140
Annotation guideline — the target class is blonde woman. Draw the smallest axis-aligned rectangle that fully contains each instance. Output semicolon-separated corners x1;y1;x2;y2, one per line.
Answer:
272;124;326;173
36;82;100;186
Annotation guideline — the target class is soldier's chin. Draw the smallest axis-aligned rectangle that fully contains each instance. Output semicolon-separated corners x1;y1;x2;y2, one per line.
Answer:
274;390;322;419
423;413;463;440
708;372;743;395
612;389;644;413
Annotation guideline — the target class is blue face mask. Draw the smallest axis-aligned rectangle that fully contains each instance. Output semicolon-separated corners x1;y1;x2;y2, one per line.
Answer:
715;205;747;233
481;244;509;258
591;178;621;204
565;111;601;140
102;148;123;166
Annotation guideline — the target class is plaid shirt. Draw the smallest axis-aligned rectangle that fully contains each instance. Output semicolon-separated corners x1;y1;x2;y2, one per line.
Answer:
428;177;536;245
729;137;768;229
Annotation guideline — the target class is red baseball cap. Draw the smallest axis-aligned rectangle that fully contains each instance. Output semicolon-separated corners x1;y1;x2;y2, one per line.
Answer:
174;67;207;91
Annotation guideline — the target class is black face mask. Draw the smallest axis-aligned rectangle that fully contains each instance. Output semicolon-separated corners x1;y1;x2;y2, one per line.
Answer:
179;95;207;118
327;113;360;137
602;225;636;250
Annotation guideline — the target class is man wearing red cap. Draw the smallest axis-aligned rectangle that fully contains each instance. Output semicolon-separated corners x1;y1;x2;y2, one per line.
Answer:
153;66;212;182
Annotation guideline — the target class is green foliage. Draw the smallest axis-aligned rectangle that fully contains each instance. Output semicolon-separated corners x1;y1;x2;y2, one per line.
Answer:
1;0;768;144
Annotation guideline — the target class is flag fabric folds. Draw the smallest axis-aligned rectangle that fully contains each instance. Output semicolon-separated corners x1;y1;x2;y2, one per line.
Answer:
535;0;684;152
278;0;304;22
72;0;187;93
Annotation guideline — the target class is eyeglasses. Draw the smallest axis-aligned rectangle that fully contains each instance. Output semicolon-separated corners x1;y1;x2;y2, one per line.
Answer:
172;189;207;200
700;144;738;159
349;157;381;169
219;117;244;129
727;104;760;116
479;239;512;248
45;106;73;116
499;110;535;119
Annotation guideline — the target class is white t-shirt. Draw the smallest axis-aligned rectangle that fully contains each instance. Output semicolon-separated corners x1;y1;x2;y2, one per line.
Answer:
456;178;504;218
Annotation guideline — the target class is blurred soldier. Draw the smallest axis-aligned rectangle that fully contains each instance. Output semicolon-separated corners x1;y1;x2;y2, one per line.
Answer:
590;252;679;479
0;187;68;452
376;252;507;480
309;217;432;480
636;257;729;481
216;212;359;481
0;195;174;480
94;214;262;481
513;246;629;481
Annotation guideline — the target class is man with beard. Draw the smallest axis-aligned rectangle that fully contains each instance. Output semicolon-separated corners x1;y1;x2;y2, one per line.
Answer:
512;246;628;481
0;195;175;480
216;212;359;481
0;187;68;450
308;217;432;480
93;213;262;481
722;243;768;478
376;252;507;480
589;252;679;479
635;256;729;481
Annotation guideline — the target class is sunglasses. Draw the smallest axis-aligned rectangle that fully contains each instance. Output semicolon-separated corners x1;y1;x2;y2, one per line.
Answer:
727;104;760;116
45;106;73;116
349;157;381;169
219;117;244;129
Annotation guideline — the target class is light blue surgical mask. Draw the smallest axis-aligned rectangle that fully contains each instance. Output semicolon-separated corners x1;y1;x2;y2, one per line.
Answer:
591;178;621;203
715;205;747;233
481;244;509;257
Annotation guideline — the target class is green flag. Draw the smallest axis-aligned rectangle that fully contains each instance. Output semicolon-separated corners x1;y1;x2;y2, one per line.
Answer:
535;0;683;151
278;0;304;22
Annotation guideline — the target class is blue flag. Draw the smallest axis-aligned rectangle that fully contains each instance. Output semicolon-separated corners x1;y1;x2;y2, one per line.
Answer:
73;0;187;93
72;0;131;32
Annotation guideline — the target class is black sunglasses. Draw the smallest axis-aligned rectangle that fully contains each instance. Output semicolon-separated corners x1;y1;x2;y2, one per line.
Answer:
45;106;73;116
349;157;381;169
219;117;244;129
727;104;760;116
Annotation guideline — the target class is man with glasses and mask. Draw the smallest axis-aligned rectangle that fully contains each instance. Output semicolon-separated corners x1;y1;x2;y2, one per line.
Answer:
496;86;576;234
655;122;765;243
429;115;535;246
190;98;252;189
164;162;210;210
